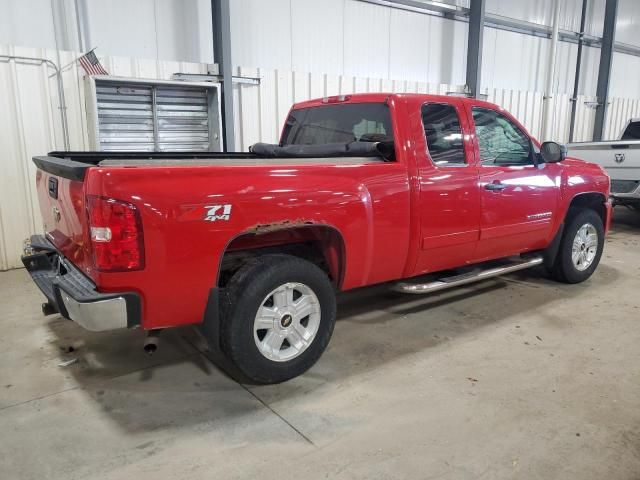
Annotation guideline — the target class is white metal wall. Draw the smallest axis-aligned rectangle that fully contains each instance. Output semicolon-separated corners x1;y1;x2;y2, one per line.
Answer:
0;0;214;63
229;0;640;97
0;44;208;270
604;97;640;140
2;43;640;270
230;0;470;84
231;65;637;152
231;66;466;150
416;0;640;47
2;0;640;98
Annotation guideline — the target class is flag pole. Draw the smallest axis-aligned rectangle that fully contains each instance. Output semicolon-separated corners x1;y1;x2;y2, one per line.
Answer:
57;46;97;74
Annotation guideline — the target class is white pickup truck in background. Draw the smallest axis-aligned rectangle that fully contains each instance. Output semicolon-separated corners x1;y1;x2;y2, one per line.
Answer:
568;119;640;207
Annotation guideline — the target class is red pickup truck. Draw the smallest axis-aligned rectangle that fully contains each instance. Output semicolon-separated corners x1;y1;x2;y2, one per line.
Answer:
23;93;611;383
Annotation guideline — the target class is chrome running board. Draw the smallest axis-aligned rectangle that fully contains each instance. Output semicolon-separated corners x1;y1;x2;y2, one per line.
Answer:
392;255;544;294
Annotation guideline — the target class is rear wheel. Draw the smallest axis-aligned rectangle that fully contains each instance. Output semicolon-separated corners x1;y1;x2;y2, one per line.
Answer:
220;254;336;384
551;208;604;284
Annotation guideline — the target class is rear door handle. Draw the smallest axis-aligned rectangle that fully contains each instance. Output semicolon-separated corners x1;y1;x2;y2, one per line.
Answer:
485;181;508;191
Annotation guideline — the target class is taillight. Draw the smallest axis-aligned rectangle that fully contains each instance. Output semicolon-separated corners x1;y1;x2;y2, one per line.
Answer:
87;196;144;272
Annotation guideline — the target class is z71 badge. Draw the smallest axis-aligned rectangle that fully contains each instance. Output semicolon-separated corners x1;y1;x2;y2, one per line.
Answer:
205;204;232;222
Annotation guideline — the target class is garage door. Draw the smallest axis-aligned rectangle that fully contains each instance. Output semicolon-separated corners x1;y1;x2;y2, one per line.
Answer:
95;80;214;152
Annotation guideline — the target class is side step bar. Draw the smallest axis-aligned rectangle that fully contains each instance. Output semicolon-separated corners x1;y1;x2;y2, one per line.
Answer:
392;255;544;295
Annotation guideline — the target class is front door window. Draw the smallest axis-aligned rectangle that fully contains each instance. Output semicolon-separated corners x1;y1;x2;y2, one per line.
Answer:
472;107;533;167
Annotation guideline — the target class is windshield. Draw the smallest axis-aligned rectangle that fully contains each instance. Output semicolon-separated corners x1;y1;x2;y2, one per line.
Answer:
281;103;393;145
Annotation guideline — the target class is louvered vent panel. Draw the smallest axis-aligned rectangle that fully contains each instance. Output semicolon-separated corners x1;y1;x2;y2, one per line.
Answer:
95;81;212;152
155;86;210;151
96;83;155;151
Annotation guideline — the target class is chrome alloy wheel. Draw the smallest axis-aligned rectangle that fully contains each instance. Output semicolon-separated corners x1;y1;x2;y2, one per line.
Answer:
253;282;321;362
571;223;598;271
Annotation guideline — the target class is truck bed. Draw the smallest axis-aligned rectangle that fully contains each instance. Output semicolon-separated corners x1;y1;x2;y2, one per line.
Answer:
97;157;382;167
35;143;389;179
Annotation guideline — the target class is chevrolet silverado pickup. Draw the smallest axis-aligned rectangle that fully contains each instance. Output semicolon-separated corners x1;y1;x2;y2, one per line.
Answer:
23;93;611;383
568;119;640;207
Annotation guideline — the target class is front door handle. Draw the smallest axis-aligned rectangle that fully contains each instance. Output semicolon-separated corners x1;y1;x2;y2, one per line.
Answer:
485;181;508;191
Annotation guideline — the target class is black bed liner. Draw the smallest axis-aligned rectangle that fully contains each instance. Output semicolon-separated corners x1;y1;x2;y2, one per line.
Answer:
33;141;394;181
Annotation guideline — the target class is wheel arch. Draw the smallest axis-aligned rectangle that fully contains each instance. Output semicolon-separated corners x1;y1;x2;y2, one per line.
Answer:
544;191;608;268
217;223;347;290
566;191;608;224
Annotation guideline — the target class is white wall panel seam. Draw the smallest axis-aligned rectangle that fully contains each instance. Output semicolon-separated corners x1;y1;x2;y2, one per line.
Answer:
11;59;42;234
0;206;7;270
9;55;38;234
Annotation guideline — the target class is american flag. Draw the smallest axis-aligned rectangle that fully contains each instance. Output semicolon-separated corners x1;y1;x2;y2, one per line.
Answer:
78;50;108;76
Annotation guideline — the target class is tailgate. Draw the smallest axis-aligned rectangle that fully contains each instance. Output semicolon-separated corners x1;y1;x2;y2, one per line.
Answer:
33;156;92;274
567;141;640;180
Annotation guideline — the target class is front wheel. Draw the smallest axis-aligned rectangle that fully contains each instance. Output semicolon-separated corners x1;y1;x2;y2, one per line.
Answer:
220;254;336;384
551;208;605;284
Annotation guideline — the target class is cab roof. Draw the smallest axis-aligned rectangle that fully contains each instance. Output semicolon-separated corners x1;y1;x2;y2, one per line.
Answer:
292;92;502;112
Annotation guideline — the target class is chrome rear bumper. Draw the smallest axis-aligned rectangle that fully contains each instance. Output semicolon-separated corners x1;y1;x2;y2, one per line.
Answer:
21;235;140;331
59;291;129;331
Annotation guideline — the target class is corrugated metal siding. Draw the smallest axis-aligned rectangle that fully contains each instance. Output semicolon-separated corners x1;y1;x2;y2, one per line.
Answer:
604;97;640;140
228;0;640;97
0;0;214;63
231;66;467;150
611;52;640;99
616;0;640;48
485;0;606;37
230;67;613;151
230;0;470;86
2;43;640;270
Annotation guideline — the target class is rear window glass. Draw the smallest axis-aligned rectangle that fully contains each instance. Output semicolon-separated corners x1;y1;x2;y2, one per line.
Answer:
281;103;393;145
622;121;640;140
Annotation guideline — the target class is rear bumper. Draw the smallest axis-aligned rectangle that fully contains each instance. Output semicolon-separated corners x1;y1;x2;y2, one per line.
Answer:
611;194;640;205
610;179;640;204
22;235;141;331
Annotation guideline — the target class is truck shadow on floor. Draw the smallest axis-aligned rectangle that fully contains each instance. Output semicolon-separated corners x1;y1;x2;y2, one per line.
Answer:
248;263;619;401
610;207;640;234
43;261;619;434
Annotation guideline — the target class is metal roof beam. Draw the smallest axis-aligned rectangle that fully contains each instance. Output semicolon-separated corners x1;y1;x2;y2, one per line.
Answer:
211;0;235;152
465;0;485;98
593;0;618;141
357;0;640;58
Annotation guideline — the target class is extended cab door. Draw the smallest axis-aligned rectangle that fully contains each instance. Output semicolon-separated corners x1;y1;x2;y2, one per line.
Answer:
467;104;560;261
413;99;481;274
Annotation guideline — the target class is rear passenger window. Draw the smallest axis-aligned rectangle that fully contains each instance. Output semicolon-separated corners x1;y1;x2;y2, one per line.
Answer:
421;103;466;165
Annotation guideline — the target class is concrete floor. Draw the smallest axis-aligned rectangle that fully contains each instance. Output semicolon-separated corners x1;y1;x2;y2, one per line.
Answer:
2;209;640;480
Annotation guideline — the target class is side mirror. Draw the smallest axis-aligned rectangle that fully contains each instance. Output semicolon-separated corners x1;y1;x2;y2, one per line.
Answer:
540;141;567;163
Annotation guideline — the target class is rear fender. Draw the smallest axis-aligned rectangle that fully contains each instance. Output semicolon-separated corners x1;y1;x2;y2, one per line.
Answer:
203;224;345;351
218;223;346;289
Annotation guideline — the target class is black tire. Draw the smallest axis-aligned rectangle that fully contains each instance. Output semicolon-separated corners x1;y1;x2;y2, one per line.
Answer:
219;254;336;384
551;208;604;284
